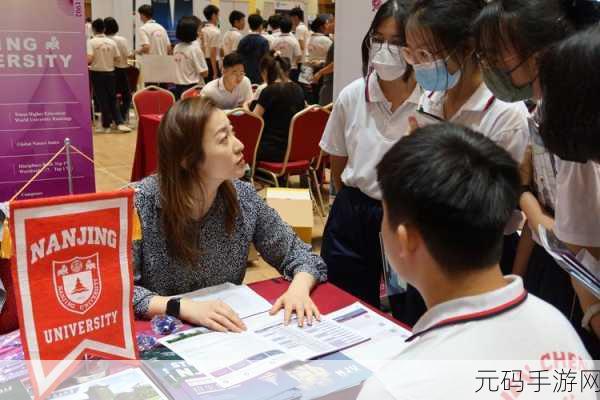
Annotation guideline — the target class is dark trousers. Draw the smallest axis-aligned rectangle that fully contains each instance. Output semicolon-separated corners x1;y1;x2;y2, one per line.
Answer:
172;83;196;100
206;58;221;82
115;67;131;123
90;70;123;128
321;186;427;326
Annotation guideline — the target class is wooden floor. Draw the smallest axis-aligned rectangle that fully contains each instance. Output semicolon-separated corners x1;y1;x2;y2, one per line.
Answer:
92;122;326;285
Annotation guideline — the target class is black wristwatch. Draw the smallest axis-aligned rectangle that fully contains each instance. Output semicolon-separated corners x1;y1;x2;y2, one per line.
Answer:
166;297;182;318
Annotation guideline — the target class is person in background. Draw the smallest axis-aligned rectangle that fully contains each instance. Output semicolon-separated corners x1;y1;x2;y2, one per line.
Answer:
311;16;335;106
269;14;283;37
85;17;93;40
223;10;246;56
261;19;275;48
136;5;171;56
237;14;270;84
473;0;600;358
172;16;208;100
303;14;333;103
133;96;327;330
357;123;592;400
104;17;132;124
290;7;310;59
87;19;131;133
201;52;253;110
202;4;222;81
254;53;306;163
272;16;302;81
320;0;419;316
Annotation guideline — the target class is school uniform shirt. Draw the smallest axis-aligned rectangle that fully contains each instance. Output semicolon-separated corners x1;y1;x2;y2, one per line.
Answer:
107;34;130;69
87;34;119;72
201;23;222;59
200;76;254;110
319;73;420;200
272;33;302;69
418;84;529;164
306;33;333;65
294;22;311;61
173;41;208;85
554;160;600;248
357;275;593;400
223;27;244;56
261;32;275;49
138;19;170;55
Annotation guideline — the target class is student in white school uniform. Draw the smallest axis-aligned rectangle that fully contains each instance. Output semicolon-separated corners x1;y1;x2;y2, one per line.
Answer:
473;0;600;358
320;0;420;321
272;16;302;77
290;7;311;58
104;17;132;124
87;19;131;133
172;16;209;100
357;123;593;400
304;15;333;103
223;10;246;56
136;5;171;56
200;52;253;110
202;5;223;81
260;20;275;49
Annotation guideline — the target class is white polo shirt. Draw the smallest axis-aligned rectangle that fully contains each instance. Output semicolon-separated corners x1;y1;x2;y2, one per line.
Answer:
138;19;170;55
418;84;529;164
320;73;421;200
307;33;333;64
87;34;119;72
108;34;130;69
261;32;275;49
272;33;302;69
200;76;253;110
223;28;244;56
357;276;593;400
294;22;311;61
201;23;222;59
173;41;208;85
554;160;600;248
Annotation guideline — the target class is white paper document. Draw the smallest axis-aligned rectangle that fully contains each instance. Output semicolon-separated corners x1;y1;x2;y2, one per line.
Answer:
328;302;412;371
182;282;273;319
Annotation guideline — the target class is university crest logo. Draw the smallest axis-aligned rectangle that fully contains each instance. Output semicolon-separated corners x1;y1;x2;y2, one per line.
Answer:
52;253;102;315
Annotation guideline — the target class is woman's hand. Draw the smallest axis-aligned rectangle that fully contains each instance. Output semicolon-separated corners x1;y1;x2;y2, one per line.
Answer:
180;299;246;333
270;272;320;327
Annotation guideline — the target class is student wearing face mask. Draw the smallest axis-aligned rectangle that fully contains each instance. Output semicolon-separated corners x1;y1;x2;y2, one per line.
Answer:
319;0;420;318
473;0;600;357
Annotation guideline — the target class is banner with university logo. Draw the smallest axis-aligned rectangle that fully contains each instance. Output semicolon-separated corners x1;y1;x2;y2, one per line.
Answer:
8;190;138;398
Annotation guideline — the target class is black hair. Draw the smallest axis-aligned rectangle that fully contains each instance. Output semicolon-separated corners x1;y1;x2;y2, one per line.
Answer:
539;24;600;163
473;0;600;65
138;5;153;19
407;0;485;60
269;14;282;30
104;17;119;36
203;5;219;21
223;52;244;69
229;10;245;26
248;14;264;31
280;15;293;33
262;20;270;30
361;0;414;78
289;7;304;22
260;51;291;84
92;18;105;34
176;16;199;43
86;17;92;23
377;123;520;272
310;14;329;33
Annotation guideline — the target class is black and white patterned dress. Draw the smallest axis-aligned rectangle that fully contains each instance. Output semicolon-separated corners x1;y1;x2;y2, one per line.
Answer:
132;175;327;317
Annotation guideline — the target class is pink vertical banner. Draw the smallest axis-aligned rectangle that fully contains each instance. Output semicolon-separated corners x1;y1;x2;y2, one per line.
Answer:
0;0;95;201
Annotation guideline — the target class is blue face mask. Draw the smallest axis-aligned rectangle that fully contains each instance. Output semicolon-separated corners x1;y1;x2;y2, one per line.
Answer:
414;58;461;91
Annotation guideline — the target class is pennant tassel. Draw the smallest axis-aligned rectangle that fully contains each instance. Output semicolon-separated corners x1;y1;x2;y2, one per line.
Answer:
1;220;11;259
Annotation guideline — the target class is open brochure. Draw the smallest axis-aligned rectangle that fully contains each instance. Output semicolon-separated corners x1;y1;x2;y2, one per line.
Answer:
158;310;369;388
538;225;600;298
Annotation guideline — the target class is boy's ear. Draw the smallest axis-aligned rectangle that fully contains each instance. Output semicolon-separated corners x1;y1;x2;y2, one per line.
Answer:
398;223;421;256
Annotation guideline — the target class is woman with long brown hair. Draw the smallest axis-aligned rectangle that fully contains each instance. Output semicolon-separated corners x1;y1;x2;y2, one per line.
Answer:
133;97;326;331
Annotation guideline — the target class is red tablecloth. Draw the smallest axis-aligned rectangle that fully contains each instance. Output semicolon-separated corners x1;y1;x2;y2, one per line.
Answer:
131;114;162;182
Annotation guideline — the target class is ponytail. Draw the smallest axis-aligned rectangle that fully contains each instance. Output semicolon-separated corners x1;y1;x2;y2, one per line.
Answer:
260;51;290;84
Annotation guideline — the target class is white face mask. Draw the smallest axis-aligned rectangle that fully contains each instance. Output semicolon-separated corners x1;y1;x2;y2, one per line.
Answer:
370;44;407;81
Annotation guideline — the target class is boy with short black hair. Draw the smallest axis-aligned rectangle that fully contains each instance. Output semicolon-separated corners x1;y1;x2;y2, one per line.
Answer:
202;4;222;81
237;14;270;83
223;10;246;56
357;123;592;399
201;52;253;109
136;5;171;56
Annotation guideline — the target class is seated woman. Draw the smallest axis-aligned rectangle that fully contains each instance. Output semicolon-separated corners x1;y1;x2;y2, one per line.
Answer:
133;97;326;331
254;54;306;163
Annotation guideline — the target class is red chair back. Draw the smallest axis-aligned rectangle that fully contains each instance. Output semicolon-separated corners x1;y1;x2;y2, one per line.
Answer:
182;84;204;99
227;109;264;173
132;85;175;117
286;106;330;164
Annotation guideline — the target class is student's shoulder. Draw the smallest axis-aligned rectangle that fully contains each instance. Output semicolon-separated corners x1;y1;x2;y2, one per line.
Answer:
337;77;366;103
133;175;160;209
232;180;259;206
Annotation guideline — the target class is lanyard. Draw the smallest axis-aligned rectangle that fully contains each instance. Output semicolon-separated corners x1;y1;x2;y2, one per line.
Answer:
405;291;528;343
